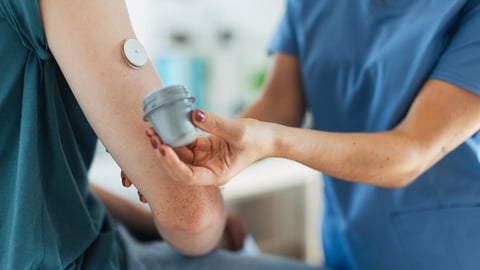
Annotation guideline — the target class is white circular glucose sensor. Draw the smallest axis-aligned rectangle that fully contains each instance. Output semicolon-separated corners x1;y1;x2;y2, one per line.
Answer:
122;39;148;69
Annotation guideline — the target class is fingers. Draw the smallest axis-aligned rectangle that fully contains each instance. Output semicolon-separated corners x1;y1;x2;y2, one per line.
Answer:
145;126;197;183
144;125;226;187
121;126;193;204
192;110;242;142
146;126;194;162
146;128;162;150
156;144;195;181
120;170;147;204
145;127;161;143
137;190;147;204
120;128;158;188
121;170;132;187
157;144;226;186
172;144;195;164
224;214;247;251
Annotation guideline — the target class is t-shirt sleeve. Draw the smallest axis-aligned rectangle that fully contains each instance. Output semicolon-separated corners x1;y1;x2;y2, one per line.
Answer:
0;0;51;60
268;0;299;56
430;3;480;95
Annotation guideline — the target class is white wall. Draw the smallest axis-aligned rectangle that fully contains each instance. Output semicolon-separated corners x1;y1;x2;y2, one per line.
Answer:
125;0;286;117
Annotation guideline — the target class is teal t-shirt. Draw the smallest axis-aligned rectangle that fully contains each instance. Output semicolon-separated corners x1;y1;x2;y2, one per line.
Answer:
0;1;124;269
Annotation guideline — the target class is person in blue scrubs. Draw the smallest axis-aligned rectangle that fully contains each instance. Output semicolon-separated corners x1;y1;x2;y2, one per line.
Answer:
155;1;480;270
0;0;321;269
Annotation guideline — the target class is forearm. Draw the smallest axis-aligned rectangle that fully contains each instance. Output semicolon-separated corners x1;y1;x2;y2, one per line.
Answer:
269;125;424;187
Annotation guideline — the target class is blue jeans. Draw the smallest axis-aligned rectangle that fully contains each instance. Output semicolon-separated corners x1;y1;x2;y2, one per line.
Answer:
118;225;324;270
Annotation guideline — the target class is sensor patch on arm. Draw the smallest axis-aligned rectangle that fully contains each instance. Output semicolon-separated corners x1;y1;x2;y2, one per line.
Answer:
122;39;148;69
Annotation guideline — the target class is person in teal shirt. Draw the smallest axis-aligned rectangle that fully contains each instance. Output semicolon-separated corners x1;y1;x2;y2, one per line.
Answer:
153;1;480;270
0;0;320;269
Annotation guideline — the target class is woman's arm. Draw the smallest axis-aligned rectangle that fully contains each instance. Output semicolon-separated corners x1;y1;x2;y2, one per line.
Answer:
270;78;480;187
40;0;226;255
240;53;306;127
238;54;480;187
155;53;480;188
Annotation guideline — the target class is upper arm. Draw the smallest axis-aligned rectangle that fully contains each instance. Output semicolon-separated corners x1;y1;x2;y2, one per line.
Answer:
40;0;160;143
39;0;166;207
243;2;305;126
394;79;480;173
394;4;480;175
242;53;306;127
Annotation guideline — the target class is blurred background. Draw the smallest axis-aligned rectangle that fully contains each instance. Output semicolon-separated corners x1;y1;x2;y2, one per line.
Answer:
90;0;324;266
127;0;284;118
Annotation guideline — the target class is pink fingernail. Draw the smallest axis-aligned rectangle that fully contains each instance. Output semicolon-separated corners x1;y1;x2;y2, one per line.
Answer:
195;110;206;122
150;138;158;149
138;191;147;203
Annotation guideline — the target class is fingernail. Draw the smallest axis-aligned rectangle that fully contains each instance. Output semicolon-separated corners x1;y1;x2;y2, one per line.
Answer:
195;110;206;123
150;138;158;149
120;171;127;186
138;191;147;203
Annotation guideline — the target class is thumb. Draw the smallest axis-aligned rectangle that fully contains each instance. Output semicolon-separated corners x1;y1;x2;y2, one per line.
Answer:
192;110;241;140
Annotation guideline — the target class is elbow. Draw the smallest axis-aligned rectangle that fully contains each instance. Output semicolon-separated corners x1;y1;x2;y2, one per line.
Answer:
378;169;421;188
163;211;225;256
152;197;226;256
375;129;444;188
170;208;218;234
373;148;429;189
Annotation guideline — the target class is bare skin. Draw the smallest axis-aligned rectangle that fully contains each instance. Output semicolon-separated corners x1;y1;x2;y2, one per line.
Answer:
153;53;480;188
91;182;246;251
40;0;225;255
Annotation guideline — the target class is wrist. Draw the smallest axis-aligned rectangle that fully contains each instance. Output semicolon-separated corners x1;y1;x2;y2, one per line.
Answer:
264;122;286;158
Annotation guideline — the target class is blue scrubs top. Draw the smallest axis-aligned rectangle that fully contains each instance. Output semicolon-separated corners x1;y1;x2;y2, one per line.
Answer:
270;1;480;270
0;1;124;269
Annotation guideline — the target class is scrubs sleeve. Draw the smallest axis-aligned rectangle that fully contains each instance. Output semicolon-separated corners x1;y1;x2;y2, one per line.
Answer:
0;0;51;60
430;3;480;95
268;0;299;56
